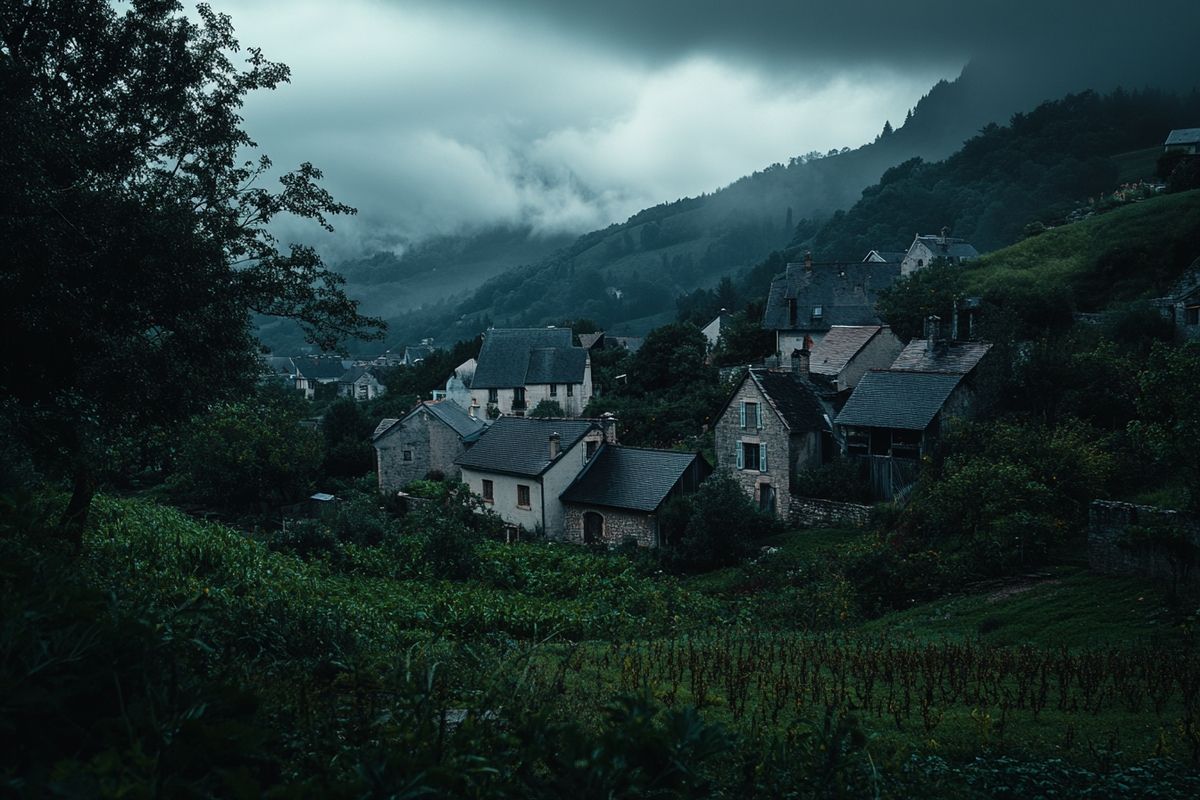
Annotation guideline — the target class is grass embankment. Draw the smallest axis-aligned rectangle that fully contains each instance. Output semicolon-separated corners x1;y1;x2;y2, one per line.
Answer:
961;188;1200;310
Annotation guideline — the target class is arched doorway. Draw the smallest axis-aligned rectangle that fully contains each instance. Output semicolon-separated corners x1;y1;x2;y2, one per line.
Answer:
583;511;604;544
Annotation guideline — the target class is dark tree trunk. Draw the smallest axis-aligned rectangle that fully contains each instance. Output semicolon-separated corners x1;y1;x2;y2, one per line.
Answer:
60;462;95;551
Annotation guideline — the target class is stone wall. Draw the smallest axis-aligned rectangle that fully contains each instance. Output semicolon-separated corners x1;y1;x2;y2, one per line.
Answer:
714;377;795;518
562;504;657;547
788;496;872;529
1088;500;1200;584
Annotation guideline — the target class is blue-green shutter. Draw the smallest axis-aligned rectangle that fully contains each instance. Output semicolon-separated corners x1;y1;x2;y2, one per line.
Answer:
759;442;768;472
739;401;746;428
736;442;744;469
756;402;763;429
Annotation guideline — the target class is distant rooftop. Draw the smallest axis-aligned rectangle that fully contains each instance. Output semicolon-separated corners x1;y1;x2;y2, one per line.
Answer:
1165;128;1200;146
455;416;599;477
809;326;885;377
890;340;992;374
471;328;587;389
835;370;963;431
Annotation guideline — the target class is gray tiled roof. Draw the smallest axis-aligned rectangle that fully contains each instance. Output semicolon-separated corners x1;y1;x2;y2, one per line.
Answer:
762;261;900;332
809;326;883;377
525;347;588;384
835;370;963;430
912;236;978;261
1165;128;1200;146
455;416;600;477
579;332;605;349
471;328;585;389
425;400;487;439
374;401;486;442
263;356;296;376
750;369;829;432
560;446;708;512
294;357;349;380
863;250;906;264
890;340;992;374
1164;257;1200;301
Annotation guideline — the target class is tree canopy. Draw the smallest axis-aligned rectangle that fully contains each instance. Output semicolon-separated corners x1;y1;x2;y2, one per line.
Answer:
0;0;381;537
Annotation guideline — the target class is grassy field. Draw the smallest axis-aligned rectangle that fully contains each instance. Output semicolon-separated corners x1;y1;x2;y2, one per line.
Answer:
961;188;1200;309
75;498;1200;776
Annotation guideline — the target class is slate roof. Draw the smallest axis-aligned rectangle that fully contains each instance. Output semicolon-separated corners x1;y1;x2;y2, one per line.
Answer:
579;332;605;349
609;336;644;352
471;328;586;389
405;344;435;364
454;417;600;477
339;365;379;384
762;261;900;332
747;369;829;432
863;250;905;264
1165;128;1200;146
835;370;963;430
890;340;992;374
560;446;707;513
263;356;296;376
1162;257;1200;301
294;357;349;380
373;400;486;442
809;326;883;377
373;418;400;439
525;347;588;384
910;236;978;261
425;400;487;439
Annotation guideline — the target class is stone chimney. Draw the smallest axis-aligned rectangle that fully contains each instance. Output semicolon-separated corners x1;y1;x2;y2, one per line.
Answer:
925;315;941;354
804;251;813;271
600;412;619;444
791;347;810;376
950;297;959;342
549;432;561;460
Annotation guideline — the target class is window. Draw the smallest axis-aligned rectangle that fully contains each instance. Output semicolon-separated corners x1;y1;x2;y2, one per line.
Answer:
357;383;368;399
788;298;798;326
566;383;573;397
513;387;526;410
737;441;766;472
549;383;557;397
586;440;599;459
1187;305;1200;326
482;479;494;503
891;430;921;460
917;258;924;267
517;484;531;508
812;306;823;318
488;388;498;404
739;401;762;430
403;450;412;462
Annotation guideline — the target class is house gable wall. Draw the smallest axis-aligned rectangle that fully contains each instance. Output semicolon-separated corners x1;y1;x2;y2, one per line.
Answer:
375;409;469;492
563;504;657;547
835;330;903;391
715;377;798;518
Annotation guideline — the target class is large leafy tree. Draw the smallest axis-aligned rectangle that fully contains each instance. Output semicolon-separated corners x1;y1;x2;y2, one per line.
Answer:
0;1;382;540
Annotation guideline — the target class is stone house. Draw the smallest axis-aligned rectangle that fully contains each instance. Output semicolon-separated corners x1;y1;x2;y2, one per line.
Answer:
714;367;831;518
560;446;711;547
373;400;487;492
761;253;901;370
579;332;644;353
1164;128;1200;155
900;231;978;276
469;328;593;418
808;325;903;393
834;369;973;500
432;358;477;410
404;340;436;365
293;356;350;400
1153;258;1200;341
455;416;615;537
338;366;387;402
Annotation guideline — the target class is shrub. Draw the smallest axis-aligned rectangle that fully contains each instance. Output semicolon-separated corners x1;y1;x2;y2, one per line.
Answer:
792;458;872;504
668;471;779;571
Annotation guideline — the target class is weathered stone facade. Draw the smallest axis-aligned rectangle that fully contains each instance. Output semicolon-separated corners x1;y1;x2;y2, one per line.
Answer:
1088;500;1200;585
714;376;821;519
562;504;658;547
375;409;470;492
788;496;872;529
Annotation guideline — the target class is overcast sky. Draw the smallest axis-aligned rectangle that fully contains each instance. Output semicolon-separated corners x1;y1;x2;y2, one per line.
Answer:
208;0;1198;257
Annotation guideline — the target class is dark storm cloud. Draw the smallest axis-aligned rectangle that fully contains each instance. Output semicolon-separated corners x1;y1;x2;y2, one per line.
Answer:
208;0;1198;259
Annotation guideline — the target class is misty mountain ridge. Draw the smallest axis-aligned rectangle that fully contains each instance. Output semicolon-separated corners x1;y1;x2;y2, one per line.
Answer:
262;57;1197;353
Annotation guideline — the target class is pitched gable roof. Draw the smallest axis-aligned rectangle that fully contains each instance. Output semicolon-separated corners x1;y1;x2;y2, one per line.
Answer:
910;235;978;261
890;340;992;374
835;370;963;430
454;416;600;477
560;446;708;513
373;400;486;443
762;261;900;332
1163;257;1200;301
863;250;905;264
1165;128;1200;146
748;369;829;432
471;328;585;389
578;332;605;349
294;357;348;380
809;326;883;377
424;400;487;439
